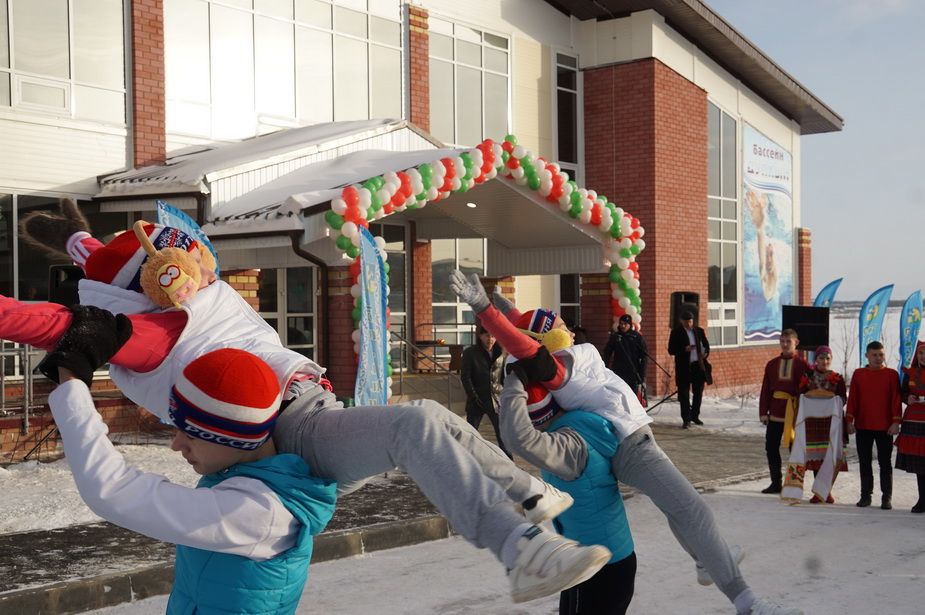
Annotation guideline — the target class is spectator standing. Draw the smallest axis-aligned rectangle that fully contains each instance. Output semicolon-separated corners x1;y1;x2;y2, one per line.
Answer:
846;341;902;510
897;341;925;513
461;324;511;458
757;329;811;494
668;311;710;429
603;314;649;406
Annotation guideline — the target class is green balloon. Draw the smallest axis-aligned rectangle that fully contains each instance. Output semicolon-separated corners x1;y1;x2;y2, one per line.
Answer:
570;191;581;206
527;176;540;190
384;274;390;285
501;151;510;163
460;152;473;168
504;134;518;144
325;210;345;230
608;270;621;283
630;245;640;255
610;226;622;239
385;364;393;377
384;262;391;274
336;235;352;250
351;308;360;322
416;190;428;200
620;248;632;258
568;205;581;219
370;193;382;210
347;245;360;258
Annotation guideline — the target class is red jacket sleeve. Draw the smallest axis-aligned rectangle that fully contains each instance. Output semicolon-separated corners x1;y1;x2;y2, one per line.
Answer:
889;369;903;423
0;294;71;350
477;305;566;389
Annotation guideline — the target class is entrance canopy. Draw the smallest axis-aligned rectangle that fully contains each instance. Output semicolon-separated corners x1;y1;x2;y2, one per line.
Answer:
205;144;606;276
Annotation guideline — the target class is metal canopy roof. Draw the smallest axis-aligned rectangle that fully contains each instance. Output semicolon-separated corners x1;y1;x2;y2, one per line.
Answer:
544;0;843;135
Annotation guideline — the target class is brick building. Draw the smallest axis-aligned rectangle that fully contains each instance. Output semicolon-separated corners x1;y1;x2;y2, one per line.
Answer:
1;0;841;461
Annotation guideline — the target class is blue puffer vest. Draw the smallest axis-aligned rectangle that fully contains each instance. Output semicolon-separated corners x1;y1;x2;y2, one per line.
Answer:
543;411;634;563
167;454;337;615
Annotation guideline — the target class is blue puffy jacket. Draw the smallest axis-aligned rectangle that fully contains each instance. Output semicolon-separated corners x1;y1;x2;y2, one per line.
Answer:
543;411;634;563
167;454;336;614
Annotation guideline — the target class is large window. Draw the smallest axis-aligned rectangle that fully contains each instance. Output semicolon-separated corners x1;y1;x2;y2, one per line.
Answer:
430;238;484;350
0;0;126;123
558;273;581;328
555;52;580;181
256;266;318;360
165;0;403;140
428;17;509;146
707;102;739;347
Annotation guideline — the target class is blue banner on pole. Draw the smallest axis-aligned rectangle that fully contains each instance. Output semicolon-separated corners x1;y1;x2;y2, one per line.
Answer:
156;200;220;275
898;290;923;371
354;228;389;406
858;284;894;365
813;278;843;308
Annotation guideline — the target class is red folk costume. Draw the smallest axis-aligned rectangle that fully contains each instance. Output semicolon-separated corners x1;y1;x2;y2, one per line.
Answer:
798;369;849;473
759;354;812;446
845;367;902;431
897;361;925;475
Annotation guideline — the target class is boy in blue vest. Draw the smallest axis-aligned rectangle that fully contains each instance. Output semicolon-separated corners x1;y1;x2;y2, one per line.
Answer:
45;344;337;615
500;358;637;614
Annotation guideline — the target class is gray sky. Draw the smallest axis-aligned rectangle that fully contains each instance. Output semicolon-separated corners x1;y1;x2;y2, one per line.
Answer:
707;0;925;301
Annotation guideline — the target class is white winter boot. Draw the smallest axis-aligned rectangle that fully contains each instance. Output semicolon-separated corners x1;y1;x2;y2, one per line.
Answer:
748;598;804;615
509;526;611;603
522;483;574;524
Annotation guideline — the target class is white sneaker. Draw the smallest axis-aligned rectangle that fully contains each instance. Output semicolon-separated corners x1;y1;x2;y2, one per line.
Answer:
749;598;803;615
509;527;611;603
522;483;574;524
696;544;746;586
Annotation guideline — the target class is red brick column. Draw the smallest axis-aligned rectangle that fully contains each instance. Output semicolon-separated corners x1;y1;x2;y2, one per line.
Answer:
797;227;812;305
580;274;612;351
584;58;708;395
131;0;166;167
409;222;433;344
326;265;358;398
408;5;429;132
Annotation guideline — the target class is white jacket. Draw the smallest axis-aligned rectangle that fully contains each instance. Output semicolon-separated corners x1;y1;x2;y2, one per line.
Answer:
48;380;298;560
551;344;652;441
81;280;324;422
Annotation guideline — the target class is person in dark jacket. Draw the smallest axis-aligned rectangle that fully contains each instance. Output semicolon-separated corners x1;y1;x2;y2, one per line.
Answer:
461;324;511;458
668;311;711;429
603;315;649;404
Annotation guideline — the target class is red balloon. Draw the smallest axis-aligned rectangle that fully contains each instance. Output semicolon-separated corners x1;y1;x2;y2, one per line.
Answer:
631;217;640;229
506;157;520;170
343;186;360;209
474;175;486;184
344;207;362;224
442;158;456;178
501;140;514;153
629;262;639;272
391;192;404;207
383;203;394;215
349;259;361;278
630;232;640;241
590;204;602;226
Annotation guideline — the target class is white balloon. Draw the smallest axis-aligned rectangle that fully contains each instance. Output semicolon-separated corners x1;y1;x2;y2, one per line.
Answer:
587;189;597;200
619;296;630;309
614;207;624;219
515;173;528;186
620;238;632;250
451;177;462;191
350;284;361;298
636;239;646;251
351;329;361;343
612;288;622;299
630;278;640;289
341;222;358;238
621;269;634;281
579;208;592;224
512;145;526;158
485;167;498;180
512;166;525;179
453;157;467;178
617;257;630;269
332;198;348;215
427;187;439;200
379;248;388;262
373;208;385;220
353;343;359;354
351;232;362;246
637;226;645;238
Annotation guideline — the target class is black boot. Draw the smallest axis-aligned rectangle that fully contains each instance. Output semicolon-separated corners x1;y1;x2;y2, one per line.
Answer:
881;495;892;510
856;494;872;508
761;483;782;494
912;501;925;514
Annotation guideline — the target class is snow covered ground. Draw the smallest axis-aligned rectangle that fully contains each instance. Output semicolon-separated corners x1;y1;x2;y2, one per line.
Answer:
83;471;923;615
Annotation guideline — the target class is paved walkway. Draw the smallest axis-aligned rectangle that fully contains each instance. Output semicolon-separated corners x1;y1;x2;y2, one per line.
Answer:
0;374;769;613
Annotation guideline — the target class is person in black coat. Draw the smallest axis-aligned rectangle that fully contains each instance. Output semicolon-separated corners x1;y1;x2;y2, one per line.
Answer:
667;311;711;429
460;324;512;458
603;314;648;404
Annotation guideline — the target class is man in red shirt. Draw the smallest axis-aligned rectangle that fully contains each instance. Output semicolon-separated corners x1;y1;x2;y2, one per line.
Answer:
758;329;812;494
846;341;903;509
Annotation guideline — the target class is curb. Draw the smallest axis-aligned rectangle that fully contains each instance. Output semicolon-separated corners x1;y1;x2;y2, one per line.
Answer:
0;515;452;615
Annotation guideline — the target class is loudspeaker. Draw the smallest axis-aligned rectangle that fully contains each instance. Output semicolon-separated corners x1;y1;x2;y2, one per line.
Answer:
781;305;829;350
670;291;700;328
48;265;84;308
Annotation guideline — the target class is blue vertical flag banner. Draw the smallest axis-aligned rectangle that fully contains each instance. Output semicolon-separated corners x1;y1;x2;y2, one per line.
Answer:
156;200;220;275
813;278;843;308
858;284;894;365
354;227;389;406
898;290;923;371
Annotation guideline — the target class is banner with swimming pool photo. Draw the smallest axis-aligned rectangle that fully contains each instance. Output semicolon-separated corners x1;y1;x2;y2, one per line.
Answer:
742;124;793;342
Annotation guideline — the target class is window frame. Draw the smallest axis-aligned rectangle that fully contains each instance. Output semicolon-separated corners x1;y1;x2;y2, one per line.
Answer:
256;265;318;361
430;237;486;353
551;48;583;184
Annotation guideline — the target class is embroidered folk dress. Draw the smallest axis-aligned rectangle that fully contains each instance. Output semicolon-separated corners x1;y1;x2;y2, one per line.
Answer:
896;367;925;474
798;370;849;473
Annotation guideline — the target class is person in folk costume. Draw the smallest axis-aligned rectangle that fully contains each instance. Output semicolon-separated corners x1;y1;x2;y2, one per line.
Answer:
758;329;812;495
451;270;806;615
845;340;902;510
896;341;925;513
2;200;614;604
794;346;849;504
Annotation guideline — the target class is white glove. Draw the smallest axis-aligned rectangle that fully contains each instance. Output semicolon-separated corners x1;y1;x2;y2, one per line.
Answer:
449;270;490;313
492;286;517;316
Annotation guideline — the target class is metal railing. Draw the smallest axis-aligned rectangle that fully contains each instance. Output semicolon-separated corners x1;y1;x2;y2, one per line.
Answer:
1;345;46;435
389;330;461;410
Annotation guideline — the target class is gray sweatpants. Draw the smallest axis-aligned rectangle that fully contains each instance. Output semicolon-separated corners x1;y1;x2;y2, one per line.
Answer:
274;396;534;559
615;425;748;603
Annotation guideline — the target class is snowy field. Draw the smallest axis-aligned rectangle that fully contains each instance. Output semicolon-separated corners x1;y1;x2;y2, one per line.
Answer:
84;471;923;615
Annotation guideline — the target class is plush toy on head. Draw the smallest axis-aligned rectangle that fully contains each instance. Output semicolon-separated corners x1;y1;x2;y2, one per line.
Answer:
515;308;573;354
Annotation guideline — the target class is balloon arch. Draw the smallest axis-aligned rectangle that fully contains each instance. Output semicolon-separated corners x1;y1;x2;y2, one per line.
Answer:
323;135;646;387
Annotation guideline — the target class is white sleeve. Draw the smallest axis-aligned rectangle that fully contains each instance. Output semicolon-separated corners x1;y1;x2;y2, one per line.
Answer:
48;380;299;561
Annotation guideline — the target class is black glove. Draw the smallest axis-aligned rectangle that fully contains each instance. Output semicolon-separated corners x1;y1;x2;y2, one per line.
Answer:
505;346;558;386
38;305;133;386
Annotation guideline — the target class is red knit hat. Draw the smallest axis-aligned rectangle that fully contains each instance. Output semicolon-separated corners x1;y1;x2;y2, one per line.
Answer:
515;308;558;337
83;223;197;292
525;383;560;427
168;349;282;450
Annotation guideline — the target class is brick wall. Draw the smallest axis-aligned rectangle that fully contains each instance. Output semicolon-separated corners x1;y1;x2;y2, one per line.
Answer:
222;269;261;311
408;5;429;132
580;274;613;350
797;227;812;305
131;0;166;168
326;265;358;399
